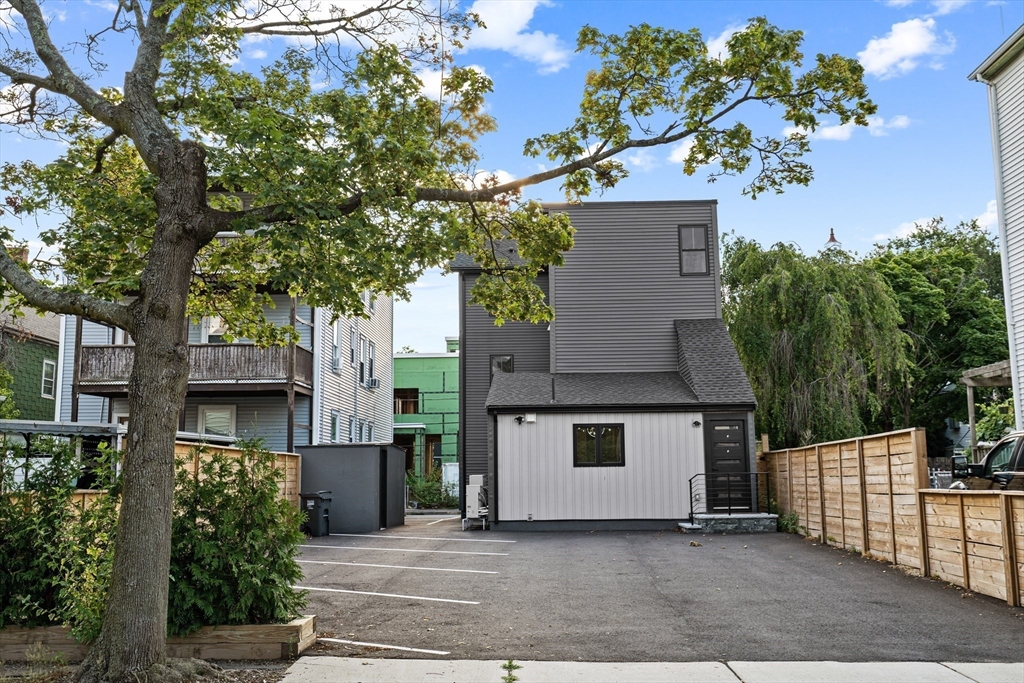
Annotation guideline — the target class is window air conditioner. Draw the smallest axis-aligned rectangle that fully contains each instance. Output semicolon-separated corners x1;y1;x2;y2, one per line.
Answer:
332;357;342;373
366;378;380;389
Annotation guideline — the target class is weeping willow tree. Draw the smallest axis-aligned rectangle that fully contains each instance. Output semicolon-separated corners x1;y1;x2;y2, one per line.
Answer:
722;236;909;448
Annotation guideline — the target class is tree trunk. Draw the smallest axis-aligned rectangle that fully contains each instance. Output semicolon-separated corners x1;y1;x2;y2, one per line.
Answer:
76;143;211;683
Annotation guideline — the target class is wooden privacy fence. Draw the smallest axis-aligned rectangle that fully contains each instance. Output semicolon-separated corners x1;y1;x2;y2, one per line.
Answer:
72;441;301;509
761;428;1024;607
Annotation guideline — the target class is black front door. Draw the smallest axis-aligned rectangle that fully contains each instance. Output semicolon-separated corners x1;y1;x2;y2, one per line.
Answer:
703;415;751;513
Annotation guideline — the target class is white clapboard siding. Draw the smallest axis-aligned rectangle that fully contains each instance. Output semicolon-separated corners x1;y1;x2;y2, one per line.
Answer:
992;48;1024;428
496;411;705;521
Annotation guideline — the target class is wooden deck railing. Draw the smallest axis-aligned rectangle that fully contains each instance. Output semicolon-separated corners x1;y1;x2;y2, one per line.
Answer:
761;428;1024;607
79;344;313;387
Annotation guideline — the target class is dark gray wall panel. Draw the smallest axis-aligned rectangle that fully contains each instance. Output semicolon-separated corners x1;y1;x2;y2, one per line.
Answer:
297;444;405;533
548;201;720;373
460;272;550;478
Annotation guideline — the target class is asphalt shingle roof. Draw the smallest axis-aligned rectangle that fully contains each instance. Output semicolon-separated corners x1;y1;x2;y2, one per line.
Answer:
674;318;756;406
485;318;756;410
449;240;528;270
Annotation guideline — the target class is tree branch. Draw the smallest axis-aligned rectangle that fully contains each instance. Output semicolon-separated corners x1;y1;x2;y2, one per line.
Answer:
93;129;123;174
0;63;54;91
0;248;131;329
7;0;122;128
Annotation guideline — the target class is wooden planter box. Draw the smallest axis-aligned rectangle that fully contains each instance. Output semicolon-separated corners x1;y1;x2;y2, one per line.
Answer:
0;616;316;662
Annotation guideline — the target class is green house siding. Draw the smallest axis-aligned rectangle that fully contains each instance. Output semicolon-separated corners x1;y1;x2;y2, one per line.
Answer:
5;337;59;420
393;354;459;475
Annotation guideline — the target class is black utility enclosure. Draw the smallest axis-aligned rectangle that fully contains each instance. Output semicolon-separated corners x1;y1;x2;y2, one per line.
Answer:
296;444;406;533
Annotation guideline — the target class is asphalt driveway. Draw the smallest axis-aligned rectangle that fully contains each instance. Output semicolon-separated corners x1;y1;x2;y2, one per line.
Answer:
296;517;1024;662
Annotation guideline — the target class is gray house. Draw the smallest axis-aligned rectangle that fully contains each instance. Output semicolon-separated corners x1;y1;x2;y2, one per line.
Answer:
453;200;756;529
971;24;1024;431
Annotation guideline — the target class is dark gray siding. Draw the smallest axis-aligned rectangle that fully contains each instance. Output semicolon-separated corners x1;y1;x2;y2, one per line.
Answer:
460;271;550;479
548;201;720;373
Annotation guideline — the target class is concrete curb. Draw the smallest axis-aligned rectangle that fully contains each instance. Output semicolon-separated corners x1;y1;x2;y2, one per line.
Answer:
281;658;1024;683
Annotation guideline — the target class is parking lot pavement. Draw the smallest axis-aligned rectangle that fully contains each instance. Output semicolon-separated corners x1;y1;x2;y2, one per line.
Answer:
296;518;1024;662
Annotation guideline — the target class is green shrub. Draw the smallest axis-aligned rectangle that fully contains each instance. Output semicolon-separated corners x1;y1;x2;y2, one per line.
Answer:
168;441;306;636
777;510;801;534
0;437;79;629
976;398;1015;443
406;466;458;509
0;437;306;641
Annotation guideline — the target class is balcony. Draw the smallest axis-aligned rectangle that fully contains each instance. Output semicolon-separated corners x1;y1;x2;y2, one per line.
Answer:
78;344;314;394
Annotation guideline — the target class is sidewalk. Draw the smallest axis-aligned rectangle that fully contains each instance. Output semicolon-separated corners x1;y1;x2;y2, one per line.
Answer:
281;657;1024;682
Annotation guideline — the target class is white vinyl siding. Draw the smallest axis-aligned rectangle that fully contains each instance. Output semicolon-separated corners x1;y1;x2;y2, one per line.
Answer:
496;411;705;521
991;50;1024;429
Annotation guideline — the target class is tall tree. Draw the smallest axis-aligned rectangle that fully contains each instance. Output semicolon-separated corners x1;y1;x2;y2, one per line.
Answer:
869;218;1008;454
0;3;875;680
722;237;908;448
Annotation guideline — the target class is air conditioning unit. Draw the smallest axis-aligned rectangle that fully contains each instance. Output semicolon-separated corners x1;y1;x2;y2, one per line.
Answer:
366;378;380;389
331;357;342;373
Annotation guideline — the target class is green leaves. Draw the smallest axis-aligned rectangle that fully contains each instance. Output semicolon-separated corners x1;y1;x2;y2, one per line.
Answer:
723;236;908;448
528;17;875;200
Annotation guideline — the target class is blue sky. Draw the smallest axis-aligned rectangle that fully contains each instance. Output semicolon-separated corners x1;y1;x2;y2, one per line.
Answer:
1;0;1022;352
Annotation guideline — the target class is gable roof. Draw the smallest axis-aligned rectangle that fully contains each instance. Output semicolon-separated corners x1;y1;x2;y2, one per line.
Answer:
674;318;756;405
486;318;755;411
449;240;529;270
0;304;60;345
970;23;1024;82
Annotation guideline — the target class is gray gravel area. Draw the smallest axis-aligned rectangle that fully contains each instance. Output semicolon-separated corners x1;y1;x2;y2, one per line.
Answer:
297;516;1024;662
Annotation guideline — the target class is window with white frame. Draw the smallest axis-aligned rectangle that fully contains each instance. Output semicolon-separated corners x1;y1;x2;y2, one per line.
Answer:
349;327;357;366
41;359;56;399
113;328;133;345
368;290;376;313
329;410;341;442
348;415;356;442
358;419;366;442
198;405;236;437
367;422;375;442
358;335;367;384
331;321;341;372
202;316;231;344
367;341;375;383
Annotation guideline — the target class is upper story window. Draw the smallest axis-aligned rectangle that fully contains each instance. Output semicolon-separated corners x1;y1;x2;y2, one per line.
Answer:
349;326;357;366
113;328;133;345
490;355;513;383
367;341;376;382
367;290;376;314
348;415;356;442
199;405;236;437
394;388;419;414
331;321;342;373
573;424;625;467
41;359;56;399
202;316;231;344
678;225;709;276
358;335;368;383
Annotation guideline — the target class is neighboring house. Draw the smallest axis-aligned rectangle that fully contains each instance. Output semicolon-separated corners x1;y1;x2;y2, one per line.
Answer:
58;290;393;453
452;200;756;529
0;305;61;420
393;337;459;476
971;24;1024;431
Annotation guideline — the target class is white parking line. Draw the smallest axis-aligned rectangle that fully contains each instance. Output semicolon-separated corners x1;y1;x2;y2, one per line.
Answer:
318;637;450;656
296;585;479;605
297;559;498;575
301;544;508;556
425;517;459;526
329;533;516;544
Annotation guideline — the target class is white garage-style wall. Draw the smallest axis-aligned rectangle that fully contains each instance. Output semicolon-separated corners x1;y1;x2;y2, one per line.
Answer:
496;411;705;521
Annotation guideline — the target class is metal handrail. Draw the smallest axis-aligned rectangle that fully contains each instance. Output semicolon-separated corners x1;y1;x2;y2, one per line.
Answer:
688;471;771;522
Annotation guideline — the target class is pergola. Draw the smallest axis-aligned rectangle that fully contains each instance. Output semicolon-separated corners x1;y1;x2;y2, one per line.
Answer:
961;360;1014;457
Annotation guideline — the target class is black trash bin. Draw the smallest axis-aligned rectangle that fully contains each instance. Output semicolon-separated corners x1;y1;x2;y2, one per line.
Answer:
299;490;332;537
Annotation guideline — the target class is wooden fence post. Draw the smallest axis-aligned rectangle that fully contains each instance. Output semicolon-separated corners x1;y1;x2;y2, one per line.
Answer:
917;490;930;578
884;435;897;564
857;438;869;557
1000;493;1019;607
803;448;810;536
816;445;826;542
838;444;847;549
958;494;970;592
786;449;793;514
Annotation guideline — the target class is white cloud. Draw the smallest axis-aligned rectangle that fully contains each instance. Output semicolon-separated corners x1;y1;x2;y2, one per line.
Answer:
705;22;748;61
83;0;119;11
667;139;696;164
464;0;570;74
857;18;955;79
930;0;971;15
976;199;998;230
416;65;489;102
783;115;911;141
873;216;929;242
248;48;267;60
885;0;915;7
459;169;516;191
0;1;20;29
624;150;658;172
